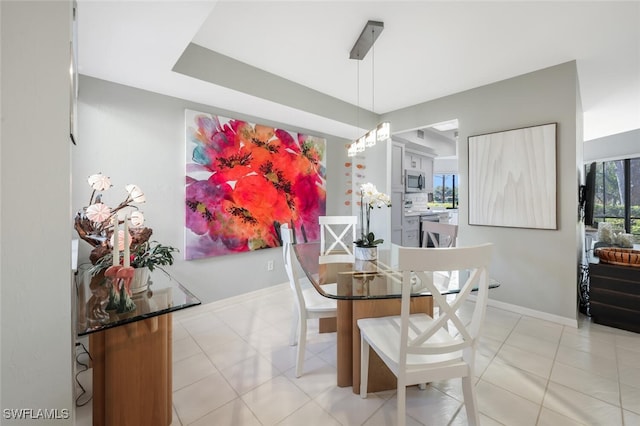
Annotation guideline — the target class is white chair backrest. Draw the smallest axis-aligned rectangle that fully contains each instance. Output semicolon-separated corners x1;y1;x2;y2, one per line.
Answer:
397;244;493;361
421;221;458;248
319;216;357;263
281;224;307;315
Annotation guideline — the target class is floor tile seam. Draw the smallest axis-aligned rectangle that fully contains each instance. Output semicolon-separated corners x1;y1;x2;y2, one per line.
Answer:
534;326;563;426
171;368;220;393
186;323;246;360
477;313;518;369
183;397;257;426
545;375;622;408
215;347;286;381
534;405;589;426
236;392;270;426
475;374;547;411
172;342;218;369
473;377;542;426
613;341;627;423
506;329;564;347
221;365;286;398
552;358;620;383
276;399;343;426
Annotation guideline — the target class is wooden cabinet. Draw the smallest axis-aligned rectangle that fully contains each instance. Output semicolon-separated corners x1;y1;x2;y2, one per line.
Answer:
588;261;640;333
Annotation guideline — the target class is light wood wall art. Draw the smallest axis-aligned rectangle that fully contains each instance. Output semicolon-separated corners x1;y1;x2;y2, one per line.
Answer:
468;123;557;229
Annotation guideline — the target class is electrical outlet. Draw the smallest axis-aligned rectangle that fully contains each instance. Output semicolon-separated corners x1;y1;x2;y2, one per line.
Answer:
267;260;274;271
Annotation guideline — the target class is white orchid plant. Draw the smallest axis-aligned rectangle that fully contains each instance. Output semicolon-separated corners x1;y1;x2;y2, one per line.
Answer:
74;173;177;273
355;182;392;248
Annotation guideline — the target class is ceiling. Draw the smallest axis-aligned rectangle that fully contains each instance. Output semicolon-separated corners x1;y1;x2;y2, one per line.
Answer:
77;1;639;142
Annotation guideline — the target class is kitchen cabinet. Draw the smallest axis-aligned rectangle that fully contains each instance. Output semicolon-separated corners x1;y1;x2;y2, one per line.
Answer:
391;142;405;192
402;215;420;247
390;191;403;245
405;152;425;170
405;149;434;191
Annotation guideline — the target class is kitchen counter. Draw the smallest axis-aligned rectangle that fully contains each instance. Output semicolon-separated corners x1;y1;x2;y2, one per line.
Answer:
404;210;437;217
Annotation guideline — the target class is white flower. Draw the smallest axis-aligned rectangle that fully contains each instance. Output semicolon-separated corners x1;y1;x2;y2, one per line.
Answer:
372;192;392;208
129;211;145;227
360;182;378;200
360;183;390;207
87;173;112;191
125;184;146;203
86;203;112;223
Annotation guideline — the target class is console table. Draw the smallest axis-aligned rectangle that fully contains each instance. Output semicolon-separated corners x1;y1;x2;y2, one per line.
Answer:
588;260;640;333
76;269;200;426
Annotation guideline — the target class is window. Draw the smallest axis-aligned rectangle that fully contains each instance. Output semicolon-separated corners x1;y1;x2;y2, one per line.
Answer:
591;157;640;237
432;174;459;209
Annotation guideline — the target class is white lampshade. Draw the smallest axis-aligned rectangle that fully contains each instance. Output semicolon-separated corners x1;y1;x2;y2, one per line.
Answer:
376;122;390;141
365;130;376;147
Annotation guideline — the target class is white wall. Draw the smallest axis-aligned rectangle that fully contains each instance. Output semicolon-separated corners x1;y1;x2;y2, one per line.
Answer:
384;61;582;324
75;76;349;304
584;128;640;162
1;1;74;422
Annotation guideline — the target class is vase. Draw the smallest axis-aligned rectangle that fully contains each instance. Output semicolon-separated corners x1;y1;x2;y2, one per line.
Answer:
130;267;151;294
354;259;377;272
355;246;378;261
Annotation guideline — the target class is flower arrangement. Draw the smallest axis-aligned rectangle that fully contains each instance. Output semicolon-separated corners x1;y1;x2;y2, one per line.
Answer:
74;173;178;275
355;183;392;248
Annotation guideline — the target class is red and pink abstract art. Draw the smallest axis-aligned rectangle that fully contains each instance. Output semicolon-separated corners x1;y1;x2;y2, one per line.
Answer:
184;109;326;260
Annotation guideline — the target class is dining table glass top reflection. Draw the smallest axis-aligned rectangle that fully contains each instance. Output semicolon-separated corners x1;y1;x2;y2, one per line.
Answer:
293;242;499;300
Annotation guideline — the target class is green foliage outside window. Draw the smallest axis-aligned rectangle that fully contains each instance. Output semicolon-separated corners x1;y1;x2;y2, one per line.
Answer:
591;157;640;239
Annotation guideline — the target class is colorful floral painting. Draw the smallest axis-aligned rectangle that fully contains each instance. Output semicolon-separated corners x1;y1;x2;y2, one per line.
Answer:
184;109;327;260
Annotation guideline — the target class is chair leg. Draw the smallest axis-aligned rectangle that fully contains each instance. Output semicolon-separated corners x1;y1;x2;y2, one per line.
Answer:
461;375;480;426
397;378;406;426
295;319;307;378
289;306;299;346
360;337;370;398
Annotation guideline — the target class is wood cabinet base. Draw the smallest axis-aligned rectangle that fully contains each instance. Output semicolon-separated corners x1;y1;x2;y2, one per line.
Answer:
90;314;172;426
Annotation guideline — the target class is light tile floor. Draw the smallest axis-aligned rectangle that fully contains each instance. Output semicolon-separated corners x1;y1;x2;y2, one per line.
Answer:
75;283;640;425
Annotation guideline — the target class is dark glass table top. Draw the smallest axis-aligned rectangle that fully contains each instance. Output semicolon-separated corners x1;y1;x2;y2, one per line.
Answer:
76;268;200;336
293;242;499;300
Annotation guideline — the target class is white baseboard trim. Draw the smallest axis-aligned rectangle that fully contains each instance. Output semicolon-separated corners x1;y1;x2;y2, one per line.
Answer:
469;295;579;328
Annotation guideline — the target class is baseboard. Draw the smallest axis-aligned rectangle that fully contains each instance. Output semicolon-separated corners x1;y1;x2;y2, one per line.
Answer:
469;295;579;328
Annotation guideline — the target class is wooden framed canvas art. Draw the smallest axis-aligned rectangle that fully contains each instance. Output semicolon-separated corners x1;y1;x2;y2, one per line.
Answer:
184;109;327;260
468;123;557;229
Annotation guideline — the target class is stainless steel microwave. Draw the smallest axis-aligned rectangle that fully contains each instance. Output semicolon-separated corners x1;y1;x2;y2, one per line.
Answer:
405;169;426;192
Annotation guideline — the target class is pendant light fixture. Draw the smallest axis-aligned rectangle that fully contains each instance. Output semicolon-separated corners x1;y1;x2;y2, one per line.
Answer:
347;20;390;157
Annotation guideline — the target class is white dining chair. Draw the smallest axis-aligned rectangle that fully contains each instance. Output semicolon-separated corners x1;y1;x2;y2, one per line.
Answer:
358;243;493;426
319;215;357;263
421;221;458;248
281;224;337;377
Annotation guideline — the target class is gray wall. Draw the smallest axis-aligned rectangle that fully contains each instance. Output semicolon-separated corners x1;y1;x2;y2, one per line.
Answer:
384;61;582;324
75;76;349;304
79;62;583;324
1;1;74;422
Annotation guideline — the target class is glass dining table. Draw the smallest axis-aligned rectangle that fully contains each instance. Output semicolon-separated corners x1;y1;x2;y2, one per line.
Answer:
293;241;499;393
